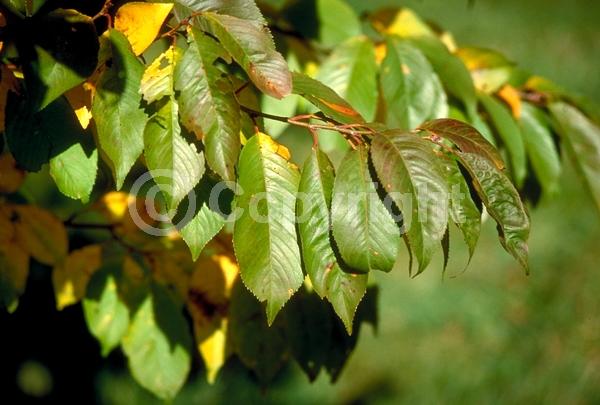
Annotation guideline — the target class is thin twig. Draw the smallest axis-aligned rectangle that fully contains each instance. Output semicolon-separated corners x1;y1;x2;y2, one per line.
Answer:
240;105;375;147
161;11;204;38
93;0;113;25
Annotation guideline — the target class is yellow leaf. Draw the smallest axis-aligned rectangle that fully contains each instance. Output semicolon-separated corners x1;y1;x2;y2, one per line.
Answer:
65;83;94;129
0;241;30;312
498;85;522;119
374;43;387;65
14;205;68;266
0;153;25;194
52;245;102;310
114;2;174;56
370;8;435;38
187;239;239;383
257;132;292;161
95;192;136;221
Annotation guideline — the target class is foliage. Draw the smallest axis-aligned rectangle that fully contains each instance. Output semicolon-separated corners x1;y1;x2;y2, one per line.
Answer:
0;0;599;399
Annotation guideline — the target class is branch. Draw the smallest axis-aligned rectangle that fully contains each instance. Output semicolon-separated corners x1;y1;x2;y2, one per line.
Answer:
240;105;375;148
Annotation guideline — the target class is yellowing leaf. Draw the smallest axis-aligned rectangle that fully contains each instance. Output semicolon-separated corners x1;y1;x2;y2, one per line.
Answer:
375;43;387;65
0;153;26;193
0;241;29;312
187;240;239;383
52;245;102;310
65;83;94;129
370;8;435;38
498;85;522;118
95;191;136;221
115;2;173;56
257;132;292;161
14;206;68;266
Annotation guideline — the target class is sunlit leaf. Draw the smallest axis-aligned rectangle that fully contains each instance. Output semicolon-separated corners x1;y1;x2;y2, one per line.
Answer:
186;241;238;383
144;99;205;212
292;72;364;124
550;102;600;212
92;30;147;189
196;12;292;99
369;7;436;38
371;132;448;273
441;156;481;260
381;37;448;130
420;118;505;170
53;245;102;310
140;46;180;104
175;28;240;182
331;146;401;273
520;103;561;197
175;0;265;25
457;47;514;93
233;133;303;324
457;152;530;271
122;284;192;400
479;93;527;186
83;262;130;356
317;36;378;121
316;0;361;47
115;2;173;56
297;148;368;333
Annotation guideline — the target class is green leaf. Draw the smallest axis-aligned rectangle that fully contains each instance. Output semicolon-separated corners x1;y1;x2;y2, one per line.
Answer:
175;0;266;25
409;36;477;115
143;99;205;212
297;148;367;333
317;36;378;121
233;133;303;324
25;9;99;110
381;37;448;130
291;72;364;124
457;152;530;271
175;28;241;182
520;103;561;197
316;0;361;48
92;30;147;189
550;102;600;212
371;131;449;273
36;95;98;203
228;281;287;383
456;47;514;93
179;177;226;261
6;95;86;172
479;93;527;186
420;118;505;170
122;284;192;400
441;156;481;260
195;12;292;99
331;146;400;273
49;137;98;203
83;263;130;357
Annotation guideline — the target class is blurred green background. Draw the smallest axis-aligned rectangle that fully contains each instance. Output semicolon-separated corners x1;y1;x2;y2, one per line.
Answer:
7;0;600;403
